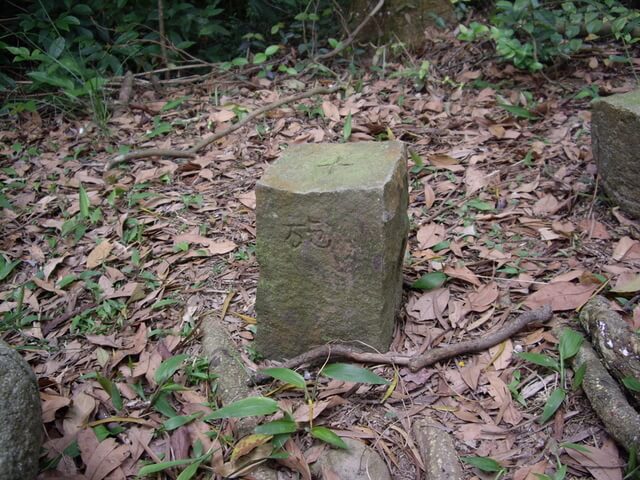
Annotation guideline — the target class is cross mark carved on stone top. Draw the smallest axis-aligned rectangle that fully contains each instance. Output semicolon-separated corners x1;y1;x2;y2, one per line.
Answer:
316;155;353;174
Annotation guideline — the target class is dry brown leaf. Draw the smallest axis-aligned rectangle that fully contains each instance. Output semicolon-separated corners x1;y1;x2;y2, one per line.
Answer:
533;194;561;216
321;100;340;122
612;236;640;261
488;339;513;370
278;439;312;480
578;219;611;239
237;191;256;209
564;440;623;480
523;281;599;311
551;220;576;235
43;256;67;281
210;109;236;123
464;167;489;195
174;233;236;255
79;429;130;480
467;282;499;312
513;460;549;480
63;390;96;436
489;124;505;138
231;434;273;463
423;180;435;208
86;240;113;269
41;393;72;423
443;264;481;286
407;288;450;321
416;223;445;249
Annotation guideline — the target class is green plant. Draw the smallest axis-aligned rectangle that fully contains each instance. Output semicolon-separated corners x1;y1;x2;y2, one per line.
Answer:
205;364;389;449
458;0;640;71
517;328;583;423
70;299;126;334
390;60;431;90
60;184;102;243
181;193;204;209
1;0;345;119
507;369;527;406
412;272;448;291
1;286;39;331
461;456;507;479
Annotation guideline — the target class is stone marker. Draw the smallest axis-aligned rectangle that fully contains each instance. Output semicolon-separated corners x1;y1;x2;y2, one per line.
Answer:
592;90;640;218
0;340;42;480
255;141;408;359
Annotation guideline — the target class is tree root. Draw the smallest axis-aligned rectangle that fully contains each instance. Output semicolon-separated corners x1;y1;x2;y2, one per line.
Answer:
570;339;640;453
252;305;552;383
105;85;340;171
579;296;640;405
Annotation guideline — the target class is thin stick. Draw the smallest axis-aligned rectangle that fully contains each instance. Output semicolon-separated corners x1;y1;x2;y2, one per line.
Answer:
157;0;169;80
314;0;385;62
252;305;553;382
105;84;340;170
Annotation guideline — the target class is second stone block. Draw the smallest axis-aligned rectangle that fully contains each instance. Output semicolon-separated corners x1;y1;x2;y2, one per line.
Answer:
255;141;408;359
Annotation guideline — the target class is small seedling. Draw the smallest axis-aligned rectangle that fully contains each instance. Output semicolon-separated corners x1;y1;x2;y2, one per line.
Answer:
461;456;507;479
517;328;583;423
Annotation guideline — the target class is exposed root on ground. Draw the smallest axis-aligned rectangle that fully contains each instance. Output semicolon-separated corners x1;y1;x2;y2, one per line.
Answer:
253;304;553;383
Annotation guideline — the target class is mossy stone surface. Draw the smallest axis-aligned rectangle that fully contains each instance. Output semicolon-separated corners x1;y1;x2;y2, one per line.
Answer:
255;142;408;359
592;90;640;218
349;0;455;50
0;340;42;480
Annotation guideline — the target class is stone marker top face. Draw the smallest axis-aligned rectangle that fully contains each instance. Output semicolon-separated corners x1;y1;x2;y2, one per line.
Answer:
596;89;640;115
258;141;404;193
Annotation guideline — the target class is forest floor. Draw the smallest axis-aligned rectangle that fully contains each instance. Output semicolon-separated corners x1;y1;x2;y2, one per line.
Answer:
1;26;640;480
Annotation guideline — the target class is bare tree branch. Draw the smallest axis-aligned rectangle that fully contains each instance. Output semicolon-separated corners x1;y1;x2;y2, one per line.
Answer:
105;84;340;170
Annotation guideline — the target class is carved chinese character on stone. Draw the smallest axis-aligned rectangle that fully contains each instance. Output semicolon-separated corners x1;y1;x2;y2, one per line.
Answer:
255;142;409;359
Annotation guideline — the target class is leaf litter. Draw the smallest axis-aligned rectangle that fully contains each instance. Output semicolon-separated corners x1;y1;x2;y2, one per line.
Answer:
1;27;640;480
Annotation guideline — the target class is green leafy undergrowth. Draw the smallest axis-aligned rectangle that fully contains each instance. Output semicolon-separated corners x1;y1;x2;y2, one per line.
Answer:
124;359;390;479
516;328;584;423
458;0;640;71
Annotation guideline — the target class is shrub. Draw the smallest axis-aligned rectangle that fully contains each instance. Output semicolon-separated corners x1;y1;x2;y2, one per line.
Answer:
458;0;640;71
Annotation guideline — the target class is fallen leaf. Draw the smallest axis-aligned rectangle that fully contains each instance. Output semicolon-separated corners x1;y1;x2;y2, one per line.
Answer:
174;233;236;255
416;223;445;249
444;264;481;286
210;109;236;123
86;240;113;269
464;167;489;195
407;288;450;322
237;191;256;209
523;281;599;311
467;282;499;312
423;181;435;208
612;237;640;261
533;194;561;216
321;101;340;122
564;440;623;480
79;429;130;480
578;219;611;239
41;393;72;423
63;390;96;436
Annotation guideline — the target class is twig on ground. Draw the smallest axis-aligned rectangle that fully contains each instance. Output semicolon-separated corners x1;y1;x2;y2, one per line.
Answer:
252;305;553;383
105;84;341;170
408;304;553;370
